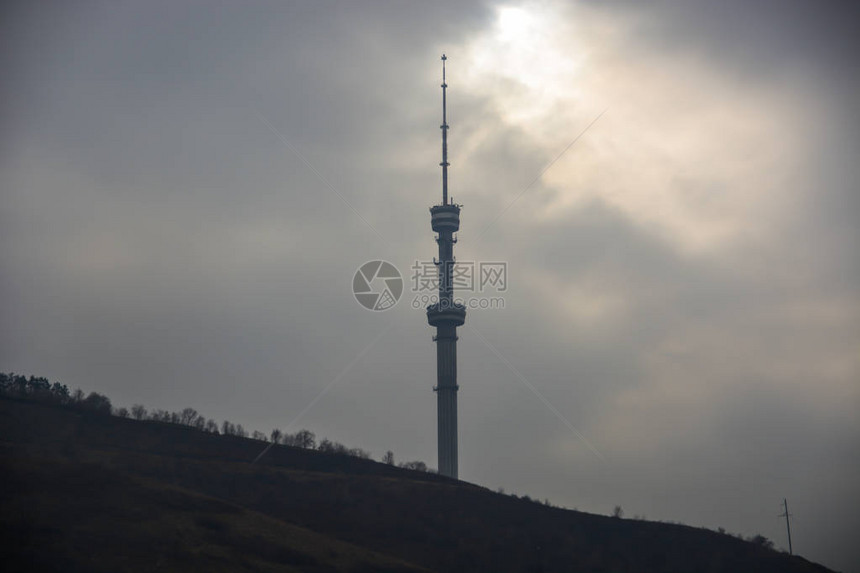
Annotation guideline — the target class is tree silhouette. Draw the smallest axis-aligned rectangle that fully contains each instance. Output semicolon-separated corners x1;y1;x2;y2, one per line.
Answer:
252;430;267;441
293;429;316;449
131;405;148;420
398;460;428;472
82;392;111;415
2;372;385;470
179;407;199;426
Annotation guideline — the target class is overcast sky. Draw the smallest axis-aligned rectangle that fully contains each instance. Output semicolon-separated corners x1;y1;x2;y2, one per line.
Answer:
2;1;858;570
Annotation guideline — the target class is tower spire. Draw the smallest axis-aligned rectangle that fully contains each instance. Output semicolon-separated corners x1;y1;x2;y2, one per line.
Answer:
440;54;449;206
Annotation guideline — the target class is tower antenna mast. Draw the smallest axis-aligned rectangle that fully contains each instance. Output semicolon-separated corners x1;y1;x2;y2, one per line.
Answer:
441;54;449;206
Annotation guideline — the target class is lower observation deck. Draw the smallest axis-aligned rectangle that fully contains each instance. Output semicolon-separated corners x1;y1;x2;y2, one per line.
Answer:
427;302;467;327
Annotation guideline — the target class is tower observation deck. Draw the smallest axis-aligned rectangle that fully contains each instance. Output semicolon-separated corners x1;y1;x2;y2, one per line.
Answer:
427;54;466;479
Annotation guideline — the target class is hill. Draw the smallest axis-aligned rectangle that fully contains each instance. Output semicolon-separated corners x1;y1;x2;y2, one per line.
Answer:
0;398;837;573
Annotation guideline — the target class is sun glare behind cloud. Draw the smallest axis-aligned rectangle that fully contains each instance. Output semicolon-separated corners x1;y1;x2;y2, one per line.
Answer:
465;4;586;128
459;1;809;255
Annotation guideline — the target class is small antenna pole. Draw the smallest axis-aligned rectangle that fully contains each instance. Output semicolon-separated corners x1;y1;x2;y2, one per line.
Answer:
779;498;793;555
440;54;449;206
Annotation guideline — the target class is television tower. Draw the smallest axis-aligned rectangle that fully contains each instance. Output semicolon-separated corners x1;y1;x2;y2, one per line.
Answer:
427;54;466;479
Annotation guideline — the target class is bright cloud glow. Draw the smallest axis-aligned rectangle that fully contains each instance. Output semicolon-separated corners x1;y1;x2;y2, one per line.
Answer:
459;2;810;254
465;3;587;127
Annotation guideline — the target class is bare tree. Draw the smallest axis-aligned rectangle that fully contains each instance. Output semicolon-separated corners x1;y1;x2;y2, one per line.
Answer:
252;430;267;441
294;429;316;449
179;407;199;426
270;428;282;444
398;460;428;472
131;404;148;420
749;534;774;549
382;450;395;465
317;438;337;453
348;447;371;459
151;409;170;422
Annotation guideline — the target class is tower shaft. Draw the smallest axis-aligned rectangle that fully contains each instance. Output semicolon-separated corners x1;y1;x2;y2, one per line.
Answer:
435;322;458;477
427;54;465;479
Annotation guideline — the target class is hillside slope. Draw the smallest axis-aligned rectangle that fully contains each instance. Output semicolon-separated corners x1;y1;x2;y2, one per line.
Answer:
0;398;836;573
